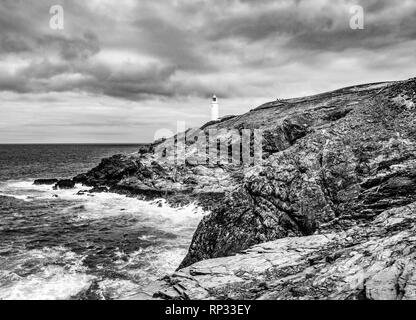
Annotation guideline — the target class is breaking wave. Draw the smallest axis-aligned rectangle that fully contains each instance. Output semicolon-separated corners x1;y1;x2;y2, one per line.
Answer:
0;180;206;300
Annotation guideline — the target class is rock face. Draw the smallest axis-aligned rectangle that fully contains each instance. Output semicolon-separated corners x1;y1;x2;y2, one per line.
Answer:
88;186;109;193
179;79;416;268
33;179;58;185
72;151;239;210
73;78;416;299
155;202;416;300
53;179;76;190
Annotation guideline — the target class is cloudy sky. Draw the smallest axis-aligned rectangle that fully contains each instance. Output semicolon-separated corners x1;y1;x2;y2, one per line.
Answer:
1;0;416;143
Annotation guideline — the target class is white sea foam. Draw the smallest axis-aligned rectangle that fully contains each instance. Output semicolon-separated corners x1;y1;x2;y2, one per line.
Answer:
0;247;94;300
0;180;207;223
1;179;208;233
0;266;95;300
0;193;30;201
0;180;208;300
0;180;207;242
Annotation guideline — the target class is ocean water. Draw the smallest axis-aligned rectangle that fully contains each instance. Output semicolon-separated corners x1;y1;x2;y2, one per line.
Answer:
0;145;205;300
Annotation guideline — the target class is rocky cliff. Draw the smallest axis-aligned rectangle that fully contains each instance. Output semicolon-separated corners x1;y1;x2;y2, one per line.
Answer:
155;202;416;300
73;78;416;299
178;79;416;269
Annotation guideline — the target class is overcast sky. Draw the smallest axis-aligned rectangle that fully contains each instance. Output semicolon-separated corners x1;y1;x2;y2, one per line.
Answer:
1;0;416;143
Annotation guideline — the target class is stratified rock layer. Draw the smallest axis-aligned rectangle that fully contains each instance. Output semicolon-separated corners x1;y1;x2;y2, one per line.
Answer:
179;79;416;268
74;79;416;299
156;202;416;300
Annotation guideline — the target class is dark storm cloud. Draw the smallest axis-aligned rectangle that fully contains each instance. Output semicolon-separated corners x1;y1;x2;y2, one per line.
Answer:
1;0;416;100
3;58;179;100
133;16;213;72
205;4;322;41
46;32;101;61
206;0;416;52
0;34;32;54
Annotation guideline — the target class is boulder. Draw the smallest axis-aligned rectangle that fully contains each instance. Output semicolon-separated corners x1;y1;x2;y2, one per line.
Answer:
53;179;75;190
33;179;58;185
88;186;108;193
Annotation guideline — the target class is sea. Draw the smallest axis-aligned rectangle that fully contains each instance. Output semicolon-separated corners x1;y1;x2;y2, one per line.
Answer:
0;144;205;300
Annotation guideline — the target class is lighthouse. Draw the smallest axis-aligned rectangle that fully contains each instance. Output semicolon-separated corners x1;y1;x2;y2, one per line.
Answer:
210;94;219;121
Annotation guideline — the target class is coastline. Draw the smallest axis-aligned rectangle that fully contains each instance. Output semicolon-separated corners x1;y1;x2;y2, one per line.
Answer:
26;77;416;300
0;177;206;300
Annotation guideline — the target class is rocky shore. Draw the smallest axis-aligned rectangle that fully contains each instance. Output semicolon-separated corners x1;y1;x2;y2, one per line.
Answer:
155;202;416;300
40;78;416;299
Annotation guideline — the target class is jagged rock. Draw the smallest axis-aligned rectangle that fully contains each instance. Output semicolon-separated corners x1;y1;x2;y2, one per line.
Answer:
138;144;152;155
73;154;141;187
156;202;416;300
53;179;75;190
88;186;108;193
72;153;235;209
33;179;58;185
73;78;416;292
180;79;416;268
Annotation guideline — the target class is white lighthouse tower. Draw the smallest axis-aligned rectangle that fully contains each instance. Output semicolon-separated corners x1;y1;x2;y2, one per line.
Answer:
210;94;219;121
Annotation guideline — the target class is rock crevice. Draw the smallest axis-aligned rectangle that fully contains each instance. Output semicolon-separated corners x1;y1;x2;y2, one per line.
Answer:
71;79;416;299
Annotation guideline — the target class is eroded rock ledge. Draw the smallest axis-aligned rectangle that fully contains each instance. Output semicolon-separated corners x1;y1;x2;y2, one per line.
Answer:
72;78;416;299
155;202;416;300
179;79;416;268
